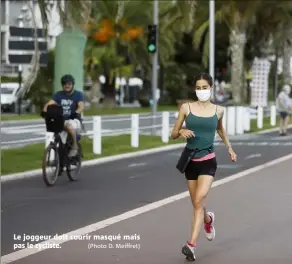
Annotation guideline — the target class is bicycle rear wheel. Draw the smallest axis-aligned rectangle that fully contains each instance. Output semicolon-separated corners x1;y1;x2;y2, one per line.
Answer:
42;143;60;186
66;142;82;181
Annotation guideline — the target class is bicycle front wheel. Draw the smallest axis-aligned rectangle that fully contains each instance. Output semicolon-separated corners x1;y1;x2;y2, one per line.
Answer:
66;143;82;181
42;143;60;186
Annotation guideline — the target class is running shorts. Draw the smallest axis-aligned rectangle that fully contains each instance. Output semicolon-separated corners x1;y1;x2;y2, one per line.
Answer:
184;157;217;180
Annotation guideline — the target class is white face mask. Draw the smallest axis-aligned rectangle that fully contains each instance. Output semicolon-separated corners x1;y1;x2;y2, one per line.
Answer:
196;89;211;102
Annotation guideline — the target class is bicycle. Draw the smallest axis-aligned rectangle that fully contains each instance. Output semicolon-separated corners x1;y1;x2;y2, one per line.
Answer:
41;107;83;186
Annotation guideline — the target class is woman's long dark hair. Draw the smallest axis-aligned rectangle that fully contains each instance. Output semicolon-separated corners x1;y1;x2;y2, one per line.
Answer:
194;72;213;87
188;73;213;101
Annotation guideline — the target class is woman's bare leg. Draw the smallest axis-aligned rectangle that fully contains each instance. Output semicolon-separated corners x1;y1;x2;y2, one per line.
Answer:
187;180;212;245
189;175;214;245
283;116;290;134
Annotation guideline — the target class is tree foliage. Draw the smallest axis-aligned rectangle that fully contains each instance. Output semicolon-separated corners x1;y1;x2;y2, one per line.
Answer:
32;0;292;106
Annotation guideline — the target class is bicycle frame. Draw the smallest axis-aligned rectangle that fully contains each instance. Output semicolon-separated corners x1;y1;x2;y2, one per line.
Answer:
47;130;71;167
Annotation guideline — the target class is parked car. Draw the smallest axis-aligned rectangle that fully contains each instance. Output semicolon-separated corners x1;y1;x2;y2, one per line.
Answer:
1;82;21;112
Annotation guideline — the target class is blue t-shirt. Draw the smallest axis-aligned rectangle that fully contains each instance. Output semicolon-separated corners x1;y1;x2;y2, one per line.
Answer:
53;90;84;120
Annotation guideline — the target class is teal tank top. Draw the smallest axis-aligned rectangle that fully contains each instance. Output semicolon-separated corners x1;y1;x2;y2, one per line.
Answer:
185;104;218;158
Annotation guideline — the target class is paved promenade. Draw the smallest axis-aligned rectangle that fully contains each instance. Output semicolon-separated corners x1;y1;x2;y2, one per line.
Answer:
3;155;292;264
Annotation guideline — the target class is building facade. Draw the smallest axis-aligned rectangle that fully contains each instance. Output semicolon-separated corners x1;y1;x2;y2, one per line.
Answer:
1;0;62;77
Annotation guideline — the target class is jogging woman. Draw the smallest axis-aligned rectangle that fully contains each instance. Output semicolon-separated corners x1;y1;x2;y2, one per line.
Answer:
171;73;237;261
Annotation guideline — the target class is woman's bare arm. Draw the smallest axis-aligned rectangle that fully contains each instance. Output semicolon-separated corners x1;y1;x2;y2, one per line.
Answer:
216;106;232;149
171;103;188;140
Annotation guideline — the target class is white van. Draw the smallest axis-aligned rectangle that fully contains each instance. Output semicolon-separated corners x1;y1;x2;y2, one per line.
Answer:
1;82;21;112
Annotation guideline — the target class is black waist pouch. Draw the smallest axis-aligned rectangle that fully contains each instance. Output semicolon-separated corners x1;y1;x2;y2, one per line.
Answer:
176;147;197;173
176;146;213;174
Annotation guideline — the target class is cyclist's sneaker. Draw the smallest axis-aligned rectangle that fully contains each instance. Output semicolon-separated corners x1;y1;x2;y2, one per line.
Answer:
204;212;215;241
181;241;196;261
68;149;78;157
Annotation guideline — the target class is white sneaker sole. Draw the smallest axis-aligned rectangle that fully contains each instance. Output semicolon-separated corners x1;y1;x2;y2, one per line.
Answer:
205;212;215;241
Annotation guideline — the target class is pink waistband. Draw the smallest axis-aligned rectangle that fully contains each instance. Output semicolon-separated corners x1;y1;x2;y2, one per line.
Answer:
191;152;216;162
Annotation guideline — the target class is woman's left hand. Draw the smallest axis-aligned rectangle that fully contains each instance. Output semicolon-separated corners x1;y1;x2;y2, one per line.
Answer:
228;147;237;162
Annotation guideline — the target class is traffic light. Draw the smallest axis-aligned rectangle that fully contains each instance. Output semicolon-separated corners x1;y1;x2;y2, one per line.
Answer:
147;24;157;53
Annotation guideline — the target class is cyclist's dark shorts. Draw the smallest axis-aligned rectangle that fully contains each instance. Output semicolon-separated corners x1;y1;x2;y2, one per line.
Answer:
185;157;217;181
279;111;288;119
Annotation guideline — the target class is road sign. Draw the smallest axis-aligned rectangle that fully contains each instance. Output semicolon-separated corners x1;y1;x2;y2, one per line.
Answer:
9;40;48;51
9;26;46;38
8;26;48;66
8;54;48;65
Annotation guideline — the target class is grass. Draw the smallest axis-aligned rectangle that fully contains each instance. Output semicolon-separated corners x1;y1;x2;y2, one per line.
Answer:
1;134;183;175
249;116;292;133
1;105;178;121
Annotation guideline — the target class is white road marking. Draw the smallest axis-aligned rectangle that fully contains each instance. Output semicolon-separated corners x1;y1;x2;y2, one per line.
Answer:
128;163;147;168
1;130;115;146
1;124;45;130
2;137;45;145
217;164;242;169
2;153;292;263
1;127;45;135
244;153;262;160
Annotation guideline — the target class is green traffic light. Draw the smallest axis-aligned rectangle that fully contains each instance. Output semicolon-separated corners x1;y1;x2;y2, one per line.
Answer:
148;44;156;52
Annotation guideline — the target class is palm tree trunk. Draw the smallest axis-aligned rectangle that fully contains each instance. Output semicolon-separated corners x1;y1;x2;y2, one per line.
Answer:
102;72;116;108
90;79;102;108
21;1;40;98
229;30;246;104
282;30;292;85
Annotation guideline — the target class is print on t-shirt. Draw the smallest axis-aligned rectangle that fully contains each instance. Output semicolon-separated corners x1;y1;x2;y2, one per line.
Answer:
53;90;84;120
61;98;74;116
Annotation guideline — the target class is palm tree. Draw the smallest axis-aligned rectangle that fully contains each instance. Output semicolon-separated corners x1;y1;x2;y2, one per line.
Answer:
193;0;263;104
282;27;292;85
84;0;196;106
84;0;153;106
248;3;292;86
37;0;92;30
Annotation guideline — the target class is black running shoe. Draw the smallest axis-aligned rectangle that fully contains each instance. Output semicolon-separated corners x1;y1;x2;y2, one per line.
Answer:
181;243;196;261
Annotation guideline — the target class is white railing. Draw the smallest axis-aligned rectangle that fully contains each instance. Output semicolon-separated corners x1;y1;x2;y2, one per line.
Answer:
90;112;174;154
89;105;278;154
2;106;279;150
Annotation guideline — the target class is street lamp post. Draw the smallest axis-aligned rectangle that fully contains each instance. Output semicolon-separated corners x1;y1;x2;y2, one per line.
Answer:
151;0;159;135
209;0;215;99
17;15;24;115
17;65;23;115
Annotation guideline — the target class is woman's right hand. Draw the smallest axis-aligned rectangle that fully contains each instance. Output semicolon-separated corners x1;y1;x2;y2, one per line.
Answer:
179;129;195;139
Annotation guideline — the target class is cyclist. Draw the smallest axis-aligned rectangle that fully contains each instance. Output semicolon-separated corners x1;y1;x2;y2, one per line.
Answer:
42;74;84;157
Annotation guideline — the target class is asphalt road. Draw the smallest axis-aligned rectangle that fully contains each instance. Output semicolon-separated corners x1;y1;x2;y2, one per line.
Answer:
6;158;292;264
1;129;292;261
1;113;177;149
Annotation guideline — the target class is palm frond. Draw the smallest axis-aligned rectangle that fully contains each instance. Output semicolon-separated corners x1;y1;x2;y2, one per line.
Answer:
192;9;223;50
202;32;209;68
36;0;50;32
